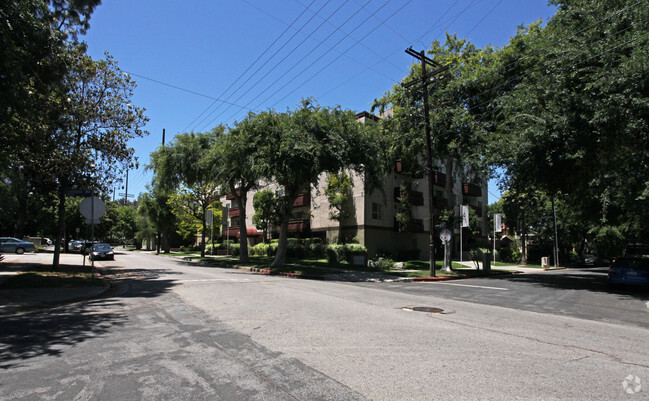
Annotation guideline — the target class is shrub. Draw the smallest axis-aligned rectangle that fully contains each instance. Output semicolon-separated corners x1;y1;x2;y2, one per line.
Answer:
373;258;395;270
345;243;367;263
230;243;240;257
286;238;306;259
308;242;326;259
326;244;342;264
500;247;521;263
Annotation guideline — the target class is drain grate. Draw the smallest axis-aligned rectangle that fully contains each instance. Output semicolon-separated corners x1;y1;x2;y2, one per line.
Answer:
401;306;444;314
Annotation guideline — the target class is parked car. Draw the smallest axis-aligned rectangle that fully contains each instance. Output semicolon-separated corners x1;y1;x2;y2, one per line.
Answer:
0;237;36;254
89;243;114;261
42;237;52;246
68;240;82;252
608;257;649;288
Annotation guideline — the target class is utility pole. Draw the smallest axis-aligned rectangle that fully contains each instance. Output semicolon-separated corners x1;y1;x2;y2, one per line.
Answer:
162;128;166;147
124;170;129;205
402;47;449;277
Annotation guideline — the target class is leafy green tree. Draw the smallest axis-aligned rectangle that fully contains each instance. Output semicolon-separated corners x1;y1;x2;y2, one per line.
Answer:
137;186;177;253
259;99;387;267
149;129;221;257
211;115;270;262
491;0;649;255
373;34;496;270
252;190;278;244
324;171;354;243
45;49;148;267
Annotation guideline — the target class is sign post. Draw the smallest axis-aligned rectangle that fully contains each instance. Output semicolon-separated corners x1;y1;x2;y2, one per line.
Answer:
440;228;452;272
460;205;469;262
493;213;502;263
206;210;213;255
80;195;106;276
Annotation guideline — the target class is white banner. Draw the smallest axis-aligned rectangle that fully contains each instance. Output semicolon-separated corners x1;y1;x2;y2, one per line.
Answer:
494;213;502;232
461;205;469;228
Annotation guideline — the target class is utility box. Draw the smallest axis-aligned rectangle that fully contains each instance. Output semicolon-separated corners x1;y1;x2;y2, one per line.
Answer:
541;257;550;268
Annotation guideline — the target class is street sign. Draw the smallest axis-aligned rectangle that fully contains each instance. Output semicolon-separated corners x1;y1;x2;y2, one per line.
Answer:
440;228;452;243
206;210;213;227
461;205;469;228
67;189;92;197
80;196;106;221
494;213;502;232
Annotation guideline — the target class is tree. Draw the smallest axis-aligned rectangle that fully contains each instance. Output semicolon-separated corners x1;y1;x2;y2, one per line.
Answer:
324;171;354;243
252;190;278;244
259;99;387;267
211;114;270;262
149;129;220;257
44;49;148;267
373;34;496;271
491;0;649;256
138;186;177;254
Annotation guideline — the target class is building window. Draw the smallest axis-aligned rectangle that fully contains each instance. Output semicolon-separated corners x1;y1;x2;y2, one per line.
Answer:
372;202;382;220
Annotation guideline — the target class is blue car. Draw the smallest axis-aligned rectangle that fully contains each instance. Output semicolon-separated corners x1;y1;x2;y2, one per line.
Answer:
608;257;649;288
0;237;36;254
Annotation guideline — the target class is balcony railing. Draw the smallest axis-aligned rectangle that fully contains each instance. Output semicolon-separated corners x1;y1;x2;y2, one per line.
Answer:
394;187;424;206
463;183;482;197
225;189;241;200
287;218;310;232
292;193;310;208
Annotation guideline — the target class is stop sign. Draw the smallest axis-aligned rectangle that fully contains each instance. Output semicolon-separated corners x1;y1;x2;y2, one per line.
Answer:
80;196;106;222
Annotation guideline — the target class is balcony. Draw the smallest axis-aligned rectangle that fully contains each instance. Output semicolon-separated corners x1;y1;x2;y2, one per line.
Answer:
225;189;241;200
393;187;424;206
434;197;449;209
228;207;240;218
225;226;260;237
463;183;482;197
292;193;310;208
287;218;310;232
433;171;446;188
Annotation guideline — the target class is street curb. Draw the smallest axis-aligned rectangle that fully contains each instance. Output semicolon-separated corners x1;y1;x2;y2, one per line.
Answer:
0;278;111;317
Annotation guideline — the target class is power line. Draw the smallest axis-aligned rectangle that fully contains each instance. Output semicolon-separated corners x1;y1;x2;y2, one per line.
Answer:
123;71;253;111
182;0;320;133
191;0;336;132
266;0;414;112
217;0;384;125
315;0;470;101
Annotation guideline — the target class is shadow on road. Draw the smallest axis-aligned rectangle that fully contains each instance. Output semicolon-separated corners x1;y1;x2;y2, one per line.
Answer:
0;266;178;369
486;268;649;300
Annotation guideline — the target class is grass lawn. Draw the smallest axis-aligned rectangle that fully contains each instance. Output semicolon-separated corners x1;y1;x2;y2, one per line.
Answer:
492;261;545;268
0;271;104;289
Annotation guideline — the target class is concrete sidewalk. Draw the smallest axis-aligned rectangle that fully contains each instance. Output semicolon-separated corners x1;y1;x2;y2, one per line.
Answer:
0;252;110;316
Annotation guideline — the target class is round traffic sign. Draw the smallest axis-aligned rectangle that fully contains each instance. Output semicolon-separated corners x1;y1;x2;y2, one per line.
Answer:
440;228;452;243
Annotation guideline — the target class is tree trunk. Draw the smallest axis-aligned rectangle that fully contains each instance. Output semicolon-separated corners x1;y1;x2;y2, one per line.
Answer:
234;187;249;262
520;208;528;265
200;205;207;258
271;218;289;267
53;188;67;269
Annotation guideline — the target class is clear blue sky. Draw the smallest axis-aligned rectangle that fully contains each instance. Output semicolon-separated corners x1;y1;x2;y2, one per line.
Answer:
82;0;557;204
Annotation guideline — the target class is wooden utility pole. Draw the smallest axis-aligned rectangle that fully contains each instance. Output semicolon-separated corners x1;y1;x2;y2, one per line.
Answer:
402;47;449;277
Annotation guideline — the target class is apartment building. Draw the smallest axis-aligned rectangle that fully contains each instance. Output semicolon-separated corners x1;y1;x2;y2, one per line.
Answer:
223;111;488;259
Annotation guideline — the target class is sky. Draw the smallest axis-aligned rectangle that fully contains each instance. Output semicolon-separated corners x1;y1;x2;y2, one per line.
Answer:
82;0;558;205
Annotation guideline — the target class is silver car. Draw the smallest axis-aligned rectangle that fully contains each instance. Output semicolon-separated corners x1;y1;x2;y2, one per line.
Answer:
0;237;36;254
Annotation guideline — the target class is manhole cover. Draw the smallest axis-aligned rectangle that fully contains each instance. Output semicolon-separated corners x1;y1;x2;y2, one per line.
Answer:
401;306;444;314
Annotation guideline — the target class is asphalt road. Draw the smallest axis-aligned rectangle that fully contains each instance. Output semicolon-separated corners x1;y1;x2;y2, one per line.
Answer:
1;251;648;400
